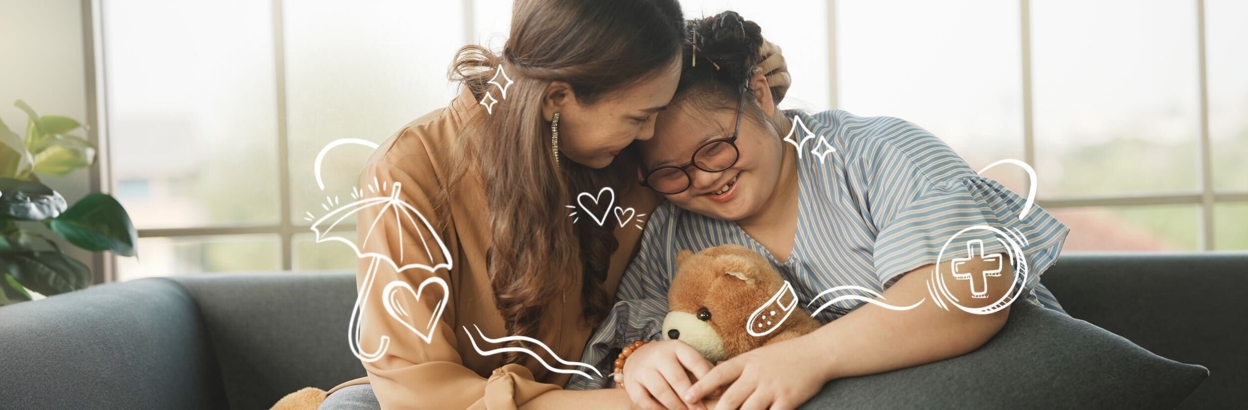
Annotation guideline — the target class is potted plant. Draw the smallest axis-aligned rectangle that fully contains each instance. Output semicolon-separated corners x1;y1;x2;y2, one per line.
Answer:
0;100;136;305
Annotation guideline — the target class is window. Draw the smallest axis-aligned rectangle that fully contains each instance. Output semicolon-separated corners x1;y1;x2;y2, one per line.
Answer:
100;0;473;280
837;0;1247;252
93;1;1246;281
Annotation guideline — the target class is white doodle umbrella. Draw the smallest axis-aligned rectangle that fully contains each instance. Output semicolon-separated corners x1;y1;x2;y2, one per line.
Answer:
311;180;453;363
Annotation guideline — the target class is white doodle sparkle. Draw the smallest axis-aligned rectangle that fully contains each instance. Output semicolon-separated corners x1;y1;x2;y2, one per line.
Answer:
487;65;515;99
782;116;819;159
479;66;515;115
810;136;837;164
478;93;499;114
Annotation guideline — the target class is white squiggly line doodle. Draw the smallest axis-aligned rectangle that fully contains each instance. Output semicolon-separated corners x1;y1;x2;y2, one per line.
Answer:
463;325;603;381
314;138;379;190
978;159;1037;220
807;285;925;316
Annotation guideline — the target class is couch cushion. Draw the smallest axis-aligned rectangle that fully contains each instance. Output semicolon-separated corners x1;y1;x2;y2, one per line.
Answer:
0;278;227;410
170;273;365;410
1041;252;1248;409
799;299;1207;409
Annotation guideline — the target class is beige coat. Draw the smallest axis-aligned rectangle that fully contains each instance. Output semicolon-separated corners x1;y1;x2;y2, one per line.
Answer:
275;88;657;410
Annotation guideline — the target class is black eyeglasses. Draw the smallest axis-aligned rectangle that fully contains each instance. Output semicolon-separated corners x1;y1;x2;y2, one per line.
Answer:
640;89;747;194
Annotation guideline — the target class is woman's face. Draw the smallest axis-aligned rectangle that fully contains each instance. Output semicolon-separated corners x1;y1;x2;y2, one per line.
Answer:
640;98;784;221
556;59;682;169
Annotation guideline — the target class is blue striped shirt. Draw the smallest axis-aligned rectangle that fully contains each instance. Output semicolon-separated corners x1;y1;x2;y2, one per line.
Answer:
568;110;1070;390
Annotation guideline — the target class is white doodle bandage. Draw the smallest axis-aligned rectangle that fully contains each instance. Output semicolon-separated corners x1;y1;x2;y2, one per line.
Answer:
747;280;800;337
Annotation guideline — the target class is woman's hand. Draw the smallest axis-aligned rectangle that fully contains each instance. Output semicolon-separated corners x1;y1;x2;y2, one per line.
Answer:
756;40;790;103
621;340;716;410
682;336;830;410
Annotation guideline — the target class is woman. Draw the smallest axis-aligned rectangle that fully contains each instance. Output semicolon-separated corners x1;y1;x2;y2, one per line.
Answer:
578;11;1070;410
283;1;792;409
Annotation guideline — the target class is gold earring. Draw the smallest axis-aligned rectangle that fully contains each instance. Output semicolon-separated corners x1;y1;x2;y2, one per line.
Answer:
551;112;560;166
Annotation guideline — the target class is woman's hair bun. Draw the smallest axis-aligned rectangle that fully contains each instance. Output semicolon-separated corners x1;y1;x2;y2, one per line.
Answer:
687;11;763;88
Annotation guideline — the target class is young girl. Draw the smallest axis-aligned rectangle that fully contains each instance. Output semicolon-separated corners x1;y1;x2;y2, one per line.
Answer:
574;11;1070;410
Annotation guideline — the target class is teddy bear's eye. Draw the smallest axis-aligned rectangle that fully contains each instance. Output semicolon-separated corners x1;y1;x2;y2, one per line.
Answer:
697;308;712;321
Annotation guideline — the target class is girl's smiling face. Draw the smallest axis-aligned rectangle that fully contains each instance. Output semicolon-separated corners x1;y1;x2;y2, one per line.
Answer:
639;82;785;221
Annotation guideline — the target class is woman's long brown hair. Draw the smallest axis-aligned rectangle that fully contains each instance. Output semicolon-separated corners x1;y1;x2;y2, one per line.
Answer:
442;0;683;364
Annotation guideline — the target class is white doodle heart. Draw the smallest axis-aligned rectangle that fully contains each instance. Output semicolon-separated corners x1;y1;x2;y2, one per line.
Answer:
382;277;450;345
577;187;616;226
614;206;636;228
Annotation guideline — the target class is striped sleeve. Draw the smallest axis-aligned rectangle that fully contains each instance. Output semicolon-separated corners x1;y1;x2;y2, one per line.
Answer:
566;204;676;390
858;118;1070;290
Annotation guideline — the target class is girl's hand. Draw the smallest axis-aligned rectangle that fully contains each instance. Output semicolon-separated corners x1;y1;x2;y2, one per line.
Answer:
756;40;790;103
622;340;716;410
682;336;830;410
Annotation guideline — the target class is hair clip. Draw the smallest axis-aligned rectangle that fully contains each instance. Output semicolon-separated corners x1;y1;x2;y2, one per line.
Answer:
710;59;721;71
691;31;698;67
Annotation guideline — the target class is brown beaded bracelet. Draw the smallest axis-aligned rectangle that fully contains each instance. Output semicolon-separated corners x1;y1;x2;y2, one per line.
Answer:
611;340;648;386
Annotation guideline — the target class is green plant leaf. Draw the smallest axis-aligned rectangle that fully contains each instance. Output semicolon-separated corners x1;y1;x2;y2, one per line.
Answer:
3;229;60;253
0;250;90;296
0;178;66;220
32;135;95;176
0;117;34;178
37;115;82;136
14;100;41;130
14;100;46;148
49;193;136;256
0;273;33;306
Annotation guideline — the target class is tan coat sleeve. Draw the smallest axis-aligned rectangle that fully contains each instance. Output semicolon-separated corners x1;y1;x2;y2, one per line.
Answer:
353;155;560;409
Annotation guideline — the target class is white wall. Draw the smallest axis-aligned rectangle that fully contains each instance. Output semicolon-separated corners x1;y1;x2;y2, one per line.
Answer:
0;0;97;288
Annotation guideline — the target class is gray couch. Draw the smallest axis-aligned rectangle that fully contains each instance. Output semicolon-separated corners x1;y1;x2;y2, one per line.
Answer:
0;253;1243;409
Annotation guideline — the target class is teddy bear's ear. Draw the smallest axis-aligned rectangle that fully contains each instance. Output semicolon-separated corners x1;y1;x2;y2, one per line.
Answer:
676;250;695;267
723;270;756;285
719;255;757;285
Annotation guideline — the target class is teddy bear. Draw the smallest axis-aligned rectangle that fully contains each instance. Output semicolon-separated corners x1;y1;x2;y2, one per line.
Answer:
662;244;821;363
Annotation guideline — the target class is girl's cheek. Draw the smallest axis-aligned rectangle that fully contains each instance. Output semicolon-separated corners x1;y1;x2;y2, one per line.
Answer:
665;193;694;208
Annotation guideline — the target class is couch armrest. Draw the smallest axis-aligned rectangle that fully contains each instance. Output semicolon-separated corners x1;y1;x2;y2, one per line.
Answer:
0;278;227;410
1042;252;1248;409
169;273;366;410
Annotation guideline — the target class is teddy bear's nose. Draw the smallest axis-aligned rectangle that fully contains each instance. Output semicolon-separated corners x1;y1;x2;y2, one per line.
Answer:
667;329;680;339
